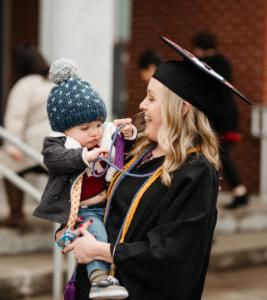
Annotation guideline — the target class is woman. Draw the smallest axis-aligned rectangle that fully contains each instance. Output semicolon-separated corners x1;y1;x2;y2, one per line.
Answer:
62;37;249;300
0;44;53;228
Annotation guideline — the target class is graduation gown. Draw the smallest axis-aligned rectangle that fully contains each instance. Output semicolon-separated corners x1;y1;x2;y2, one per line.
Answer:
75;152;219;300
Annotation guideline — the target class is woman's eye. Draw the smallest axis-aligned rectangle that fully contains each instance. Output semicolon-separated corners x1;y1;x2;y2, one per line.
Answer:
81;127;89;131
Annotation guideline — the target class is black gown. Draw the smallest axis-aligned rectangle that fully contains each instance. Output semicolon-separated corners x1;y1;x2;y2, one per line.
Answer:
75;152;219;300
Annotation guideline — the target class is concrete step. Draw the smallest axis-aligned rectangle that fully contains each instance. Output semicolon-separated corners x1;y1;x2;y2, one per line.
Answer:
0;177;54;255
203;265;267;300
0;218;53;255
0;253;55;300
216;193;267;234
210;230;267;270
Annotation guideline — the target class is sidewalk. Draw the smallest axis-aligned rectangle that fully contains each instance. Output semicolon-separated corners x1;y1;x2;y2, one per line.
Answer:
203;265;267;300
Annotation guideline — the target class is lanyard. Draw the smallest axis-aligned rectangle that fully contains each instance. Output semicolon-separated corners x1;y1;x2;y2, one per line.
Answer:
103;145;155;224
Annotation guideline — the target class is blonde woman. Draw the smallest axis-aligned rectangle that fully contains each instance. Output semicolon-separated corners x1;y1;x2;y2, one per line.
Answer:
62;37;250;300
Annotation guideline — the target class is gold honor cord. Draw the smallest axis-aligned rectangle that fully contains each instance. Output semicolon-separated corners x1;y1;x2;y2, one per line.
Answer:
119;145;201;243
107;145;202;242
119;167;162;243
107;145;202;275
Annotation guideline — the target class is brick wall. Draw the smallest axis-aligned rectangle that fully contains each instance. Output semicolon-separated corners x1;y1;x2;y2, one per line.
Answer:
6;0;39;90
127;0;266;193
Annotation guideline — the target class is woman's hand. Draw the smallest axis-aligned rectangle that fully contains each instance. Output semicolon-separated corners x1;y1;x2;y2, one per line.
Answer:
63;226;98;263
55;217;84;242
7;147;24;161
63;224;113;264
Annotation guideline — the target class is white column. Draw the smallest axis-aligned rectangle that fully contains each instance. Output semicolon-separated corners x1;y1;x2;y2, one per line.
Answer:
39;0;115;119
251;105;267;201
260;108;267;200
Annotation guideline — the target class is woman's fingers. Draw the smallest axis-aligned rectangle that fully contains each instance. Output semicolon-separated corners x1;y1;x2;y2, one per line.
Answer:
78;225;90;237
62;240;75;254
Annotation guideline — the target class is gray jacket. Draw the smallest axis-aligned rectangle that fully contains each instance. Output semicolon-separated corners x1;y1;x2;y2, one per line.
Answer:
33;136;87;224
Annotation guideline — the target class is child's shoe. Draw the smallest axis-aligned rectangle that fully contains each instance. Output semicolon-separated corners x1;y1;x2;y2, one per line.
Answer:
89;275;128;299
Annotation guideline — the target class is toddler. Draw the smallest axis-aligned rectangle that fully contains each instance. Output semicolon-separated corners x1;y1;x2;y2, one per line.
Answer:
33;59;135;299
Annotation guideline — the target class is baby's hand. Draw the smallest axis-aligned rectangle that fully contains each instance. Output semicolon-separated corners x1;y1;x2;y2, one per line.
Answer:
121;124;134;139
85;147;108;162
114;118;133;138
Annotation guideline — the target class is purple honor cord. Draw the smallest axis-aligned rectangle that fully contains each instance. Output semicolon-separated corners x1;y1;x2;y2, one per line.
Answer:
91;125;154;178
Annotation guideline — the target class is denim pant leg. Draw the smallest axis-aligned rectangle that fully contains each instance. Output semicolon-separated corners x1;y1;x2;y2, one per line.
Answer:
78;208;109;277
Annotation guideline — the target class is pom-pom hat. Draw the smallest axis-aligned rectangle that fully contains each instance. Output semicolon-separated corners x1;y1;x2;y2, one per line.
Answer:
153;36;251;119
47;58;107;132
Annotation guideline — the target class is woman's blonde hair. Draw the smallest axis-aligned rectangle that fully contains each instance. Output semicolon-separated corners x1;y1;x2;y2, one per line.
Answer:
131;84;220;186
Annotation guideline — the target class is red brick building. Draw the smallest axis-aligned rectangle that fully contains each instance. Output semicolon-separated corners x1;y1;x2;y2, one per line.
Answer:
0;0;39;124
127;0;265;193
1;0;265;193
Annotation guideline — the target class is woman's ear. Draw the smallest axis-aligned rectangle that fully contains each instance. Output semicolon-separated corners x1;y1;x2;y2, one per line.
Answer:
181;101;191;117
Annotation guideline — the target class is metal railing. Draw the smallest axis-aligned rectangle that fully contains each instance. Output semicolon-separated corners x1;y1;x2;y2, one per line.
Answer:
0;126;75;300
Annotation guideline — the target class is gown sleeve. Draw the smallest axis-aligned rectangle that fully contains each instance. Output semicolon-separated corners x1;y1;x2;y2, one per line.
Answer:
113;158;219;300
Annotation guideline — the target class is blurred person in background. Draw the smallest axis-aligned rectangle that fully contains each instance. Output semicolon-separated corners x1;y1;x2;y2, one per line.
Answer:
135;50;163;131
0;44;53;228
192;32;249;209
137;49;162;84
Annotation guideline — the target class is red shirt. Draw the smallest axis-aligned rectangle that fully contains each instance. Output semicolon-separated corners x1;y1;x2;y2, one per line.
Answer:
80;172;106;201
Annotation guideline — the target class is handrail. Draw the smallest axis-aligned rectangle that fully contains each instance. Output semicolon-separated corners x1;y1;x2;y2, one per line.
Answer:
0;164;42;201
0;126;69;300
0;126;44;166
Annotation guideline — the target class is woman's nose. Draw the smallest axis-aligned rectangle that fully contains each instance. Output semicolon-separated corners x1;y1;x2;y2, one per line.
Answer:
139;98;146;110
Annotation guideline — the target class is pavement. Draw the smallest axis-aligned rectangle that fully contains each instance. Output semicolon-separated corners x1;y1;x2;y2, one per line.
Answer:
0;253;54;300
1;178;267;299
203;266;267;300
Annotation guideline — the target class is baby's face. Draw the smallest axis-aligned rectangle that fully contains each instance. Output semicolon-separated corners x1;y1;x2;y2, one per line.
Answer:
64;120;104;148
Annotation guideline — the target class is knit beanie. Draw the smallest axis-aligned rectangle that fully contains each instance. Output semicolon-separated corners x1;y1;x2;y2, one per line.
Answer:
47;58;107;132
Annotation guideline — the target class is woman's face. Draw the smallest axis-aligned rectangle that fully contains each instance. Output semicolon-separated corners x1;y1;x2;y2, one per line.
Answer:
139;78;163;142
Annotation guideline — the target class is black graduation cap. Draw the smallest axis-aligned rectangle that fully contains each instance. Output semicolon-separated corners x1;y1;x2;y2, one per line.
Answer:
153;36;251;118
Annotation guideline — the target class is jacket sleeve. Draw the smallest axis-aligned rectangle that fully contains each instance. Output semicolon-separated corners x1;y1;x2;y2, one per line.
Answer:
42;138;87;175
4;79;32;139
113;160;219;299
4;79;33;154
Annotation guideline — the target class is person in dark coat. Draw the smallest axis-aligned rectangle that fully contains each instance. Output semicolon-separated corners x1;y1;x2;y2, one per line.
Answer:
192;31;249;209
138;49;162;84
61;37;250;300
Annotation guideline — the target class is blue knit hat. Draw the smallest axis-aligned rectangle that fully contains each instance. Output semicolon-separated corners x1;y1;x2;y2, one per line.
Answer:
47;58;107;132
